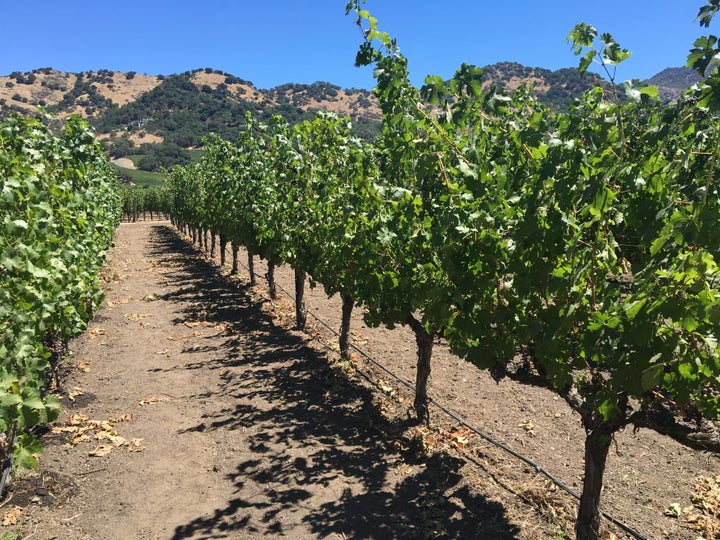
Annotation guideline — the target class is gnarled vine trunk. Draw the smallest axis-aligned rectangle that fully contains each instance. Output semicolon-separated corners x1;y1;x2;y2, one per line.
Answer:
573;400;627;540
339;294;354;361
230;243;239;275
267;259;277;299
406;315;433;425
219;235;227;267
576;422;613;540
248;252;256;285
295;269;307;329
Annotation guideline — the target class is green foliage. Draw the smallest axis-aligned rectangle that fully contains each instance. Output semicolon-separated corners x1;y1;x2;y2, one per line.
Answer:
137;143;191;172
686;1;720;113
91;73;250;142
89;72;379;146
697;0;720;27
112;165;165;188
481;62;610;112
163;3;720;535
567;23;631;84
163;2;720;431
0;113;120;481
104;134;134;159
120;185;167;218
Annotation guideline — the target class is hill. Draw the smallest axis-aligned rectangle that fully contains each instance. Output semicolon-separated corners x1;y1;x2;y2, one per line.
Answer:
480;62;609;111
646;66;704;102
0;68;381;141
0;64;701;181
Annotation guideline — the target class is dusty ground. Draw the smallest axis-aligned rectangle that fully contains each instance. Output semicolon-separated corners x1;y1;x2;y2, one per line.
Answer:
2;220;718;540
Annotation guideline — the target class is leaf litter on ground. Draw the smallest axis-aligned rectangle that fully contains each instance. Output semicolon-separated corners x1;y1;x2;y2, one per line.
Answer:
51;413;142;456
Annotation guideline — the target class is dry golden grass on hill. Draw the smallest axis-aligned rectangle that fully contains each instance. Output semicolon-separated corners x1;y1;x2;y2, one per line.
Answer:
0;69;162;117
309;93;380;118
1;68;380;122
276;86;382;119
190;71;266;104
129;132;164;145
493;76;551;93
96;72;161;106
0;68;382;147
0;70;76;113
188;70;380;116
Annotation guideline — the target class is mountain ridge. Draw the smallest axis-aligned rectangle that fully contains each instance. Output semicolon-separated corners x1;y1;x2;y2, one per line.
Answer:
0;64;701;175
1;63;699;122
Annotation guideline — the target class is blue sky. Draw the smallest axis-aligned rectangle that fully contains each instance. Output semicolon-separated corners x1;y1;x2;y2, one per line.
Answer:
2;1;711;90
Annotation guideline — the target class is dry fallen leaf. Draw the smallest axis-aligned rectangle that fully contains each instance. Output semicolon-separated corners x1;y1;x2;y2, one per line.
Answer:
109;413;134;423
446;428;475;450
454;436;469;449
139;396;169;406
683;474;720;538
167;330;202;341
68;387;84;401
377;379;394;395
124;313;149;321
2;506;24;526
70;433;92;446
518;419;536;437
106;297;131;308
127;438;144;452
51;425;79;434
88;327;106;338
68;413;89;424
77;361;91;372
55;413;134;451
111;436;128;447
94;430;117;441
89;443;114;457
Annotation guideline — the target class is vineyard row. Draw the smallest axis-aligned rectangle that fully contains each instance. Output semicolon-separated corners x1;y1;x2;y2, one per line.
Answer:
0;114;121;494
136;7;720;537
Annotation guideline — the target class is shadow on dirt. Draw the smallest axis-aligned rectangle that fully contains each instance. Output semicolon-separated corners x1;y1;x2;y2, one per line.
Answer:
147;225;520;539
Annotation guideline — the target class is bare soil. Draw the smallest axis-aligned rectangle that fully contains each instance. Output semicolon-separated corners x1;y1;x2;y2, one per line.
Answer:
2;220;718;539
110;158;136;169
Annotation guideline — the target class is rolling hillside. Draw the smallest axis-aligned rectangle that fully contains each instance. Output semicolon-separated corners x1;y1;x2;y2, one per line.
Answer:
0;64;701;183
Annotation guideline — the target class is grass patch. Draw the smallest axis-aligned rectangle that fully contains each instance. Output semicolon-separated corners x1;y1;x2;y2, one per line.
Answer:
125;154;144;166
112;164;165;188
188;148;206;161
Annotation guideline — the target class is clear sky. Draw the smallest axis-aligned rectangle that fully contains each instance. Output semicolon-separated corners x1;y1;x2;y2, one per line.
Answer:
2;1;711;90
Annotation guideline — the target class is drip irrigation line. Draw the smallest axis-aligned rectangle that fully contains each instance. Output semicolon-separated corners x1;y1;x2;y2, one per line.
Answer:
311;312;648;540
197;233;647;540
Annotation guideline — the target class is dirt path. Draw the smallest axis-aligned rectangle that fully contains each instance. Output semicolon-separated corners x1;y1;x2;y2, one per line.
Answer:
2;221;718;539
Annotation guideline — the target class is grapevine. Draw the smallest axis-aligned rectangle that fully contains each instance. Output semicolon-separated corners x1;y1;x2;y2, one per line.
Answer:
0;113;120;493
159;2;720;537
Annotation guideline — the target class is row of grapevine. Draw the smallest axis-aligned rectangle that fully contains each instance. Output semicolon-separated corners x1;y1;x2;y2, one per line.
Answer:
0;114;121;492
120;185;166;222
161;3;720;538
